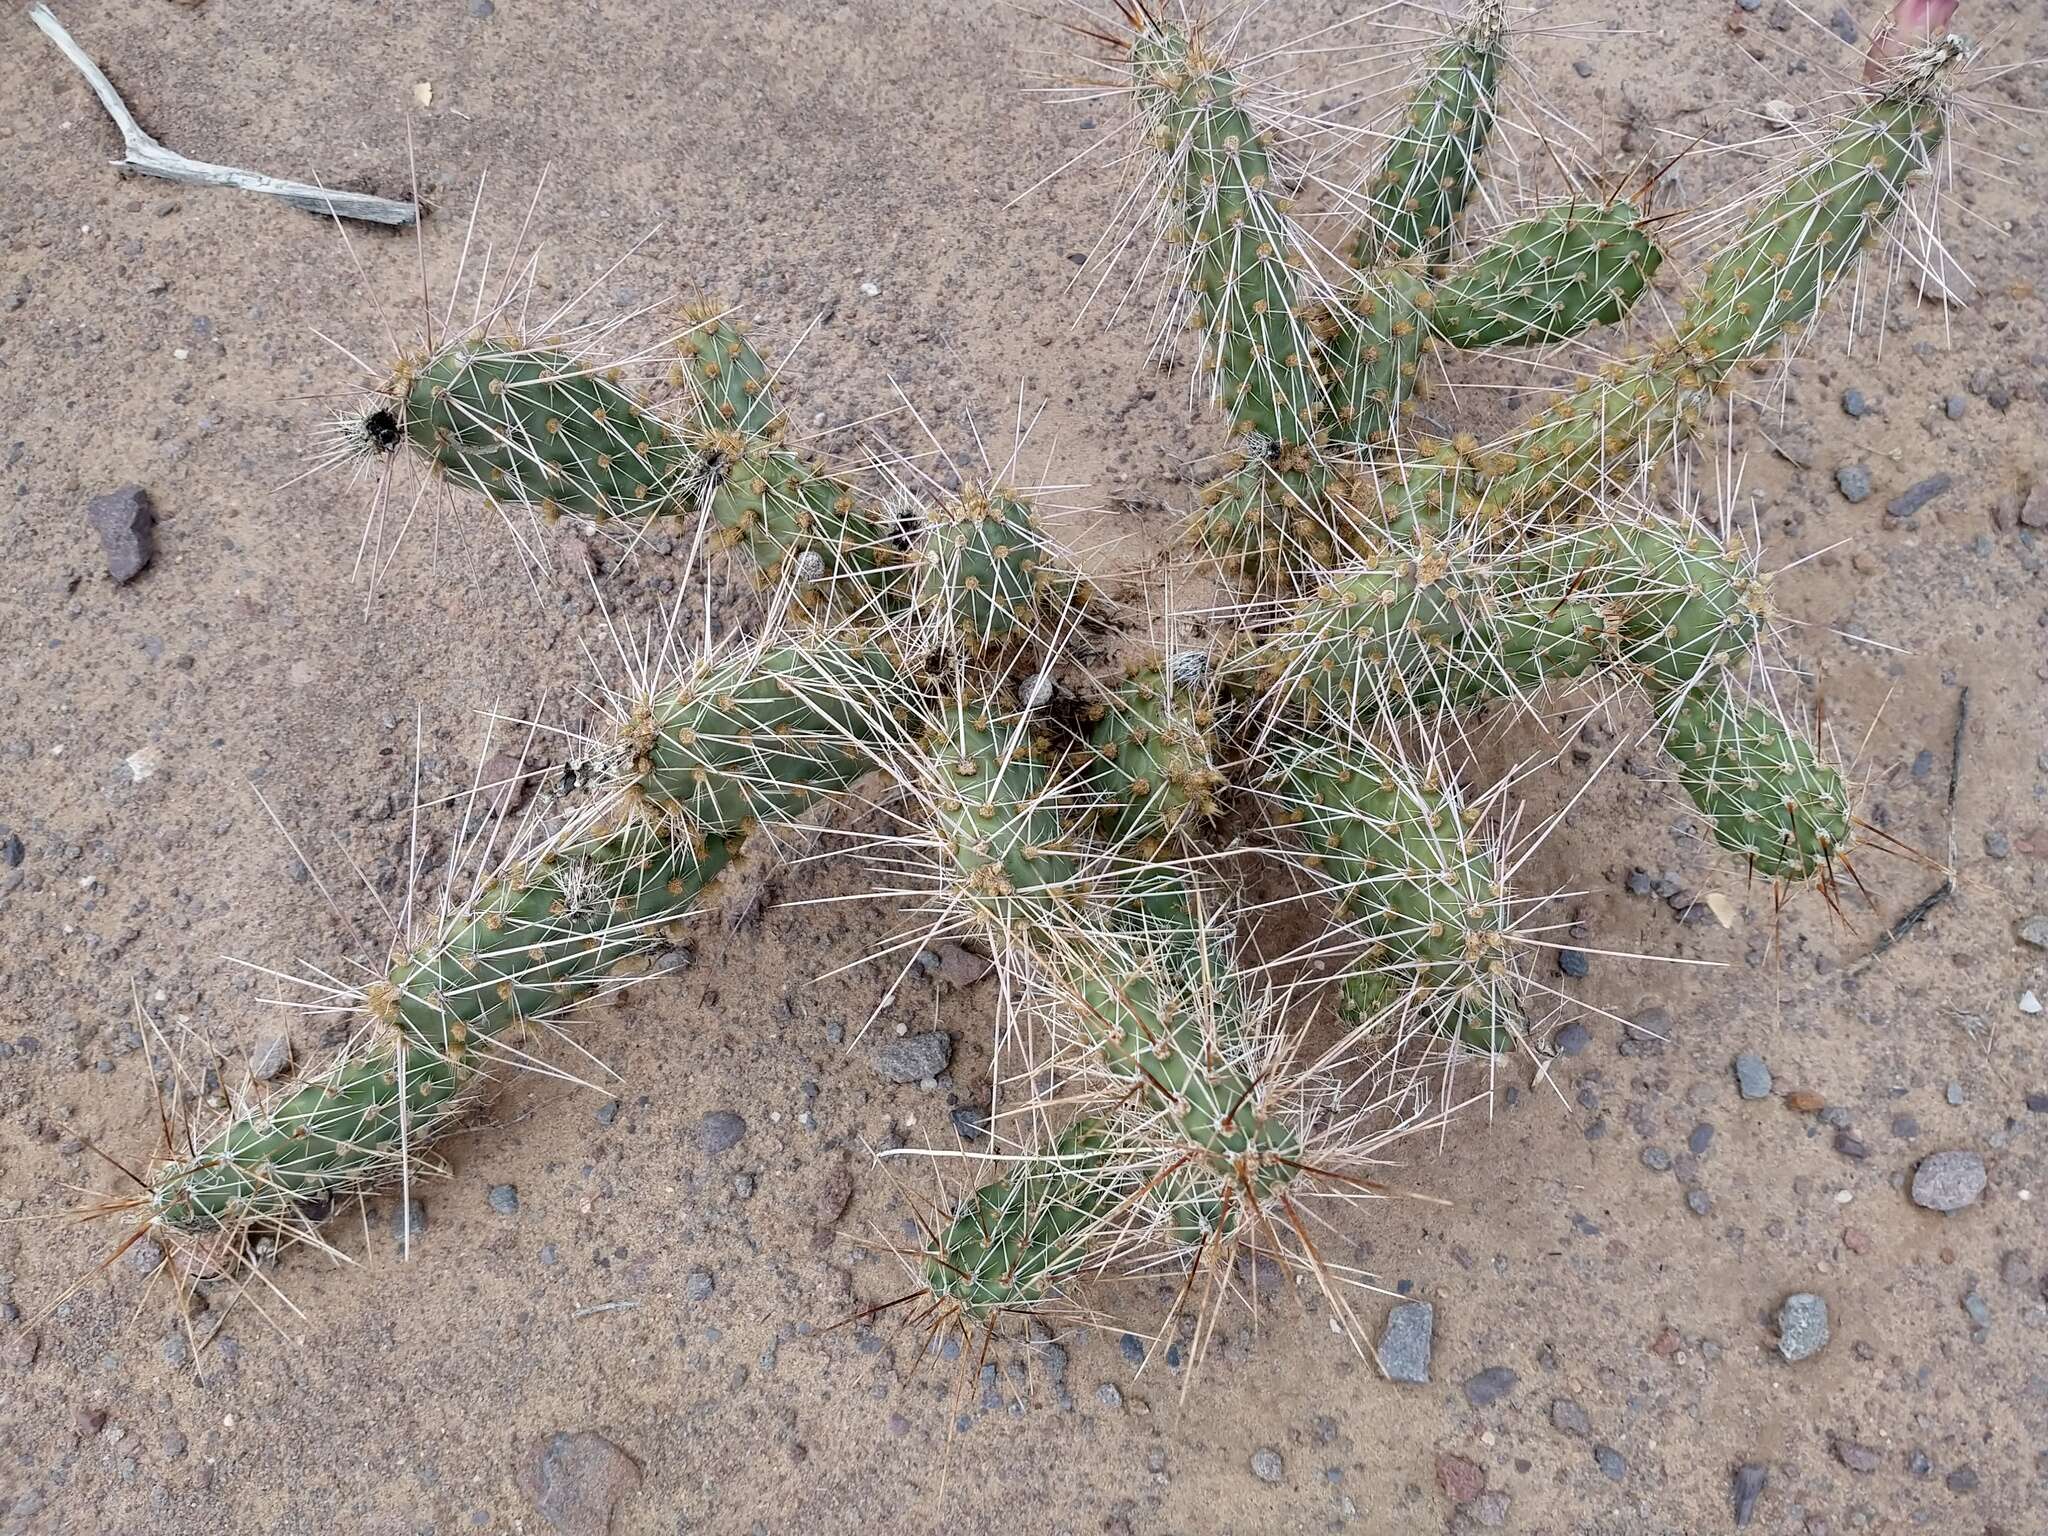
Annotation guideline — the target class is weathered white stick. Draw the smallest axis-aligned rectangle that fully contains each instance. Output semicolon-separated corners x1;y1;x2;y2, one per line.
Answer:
29;3;419;227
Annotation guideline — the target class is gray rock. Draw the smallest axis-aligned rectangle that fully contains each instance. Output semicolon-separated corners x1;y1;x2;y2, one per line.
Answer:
1377;1300;1433;1384
1961;1290;1990;1327
1841;387;1871;417
86;486;157;583
0;830;22;868
1095;1382;1121;1409
1835;1439;1882;1474
1733;1463;1768;1527
2019;916;2048;950
1835;464;1872;502
1775;1292;1828;1361
1945;1465;1978;1494
694;1110;747;1156
1826;5;1857;41
1688;1122;1715;1156
1593;1444;1626;1482
522;1431;642;1536
1553;1021;1590;1057
684;1271;714;1302
1557;948;1589;979
870;1031;952;1084
1910;1149;1986;1212
1944;394;1967;420
247;1028;291;1083
488;1184;519;1216
1886;473;1952;519
1249;1447;1285;1484
1550;1396;1591;1437
1640;1147;1672;1173
1686;1189;1714;1217
1462;1365;1518;1408
1734;1053;1772;1100
392;1197;427;1250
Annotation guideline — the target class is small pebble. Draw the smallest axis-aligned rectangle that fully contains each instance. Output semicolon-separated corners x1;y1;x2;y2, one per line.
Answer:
86;486;157;584
2018;915;2048;950
1688;1123;1715;1156
1249;1448;1285;1484
1834;464;1872;503
1733;1463;1768;1527
1944;394;1966;420
1640;1147;1672;1173
1885;473;1952;519
487;1184;519;1216
1910;1150;1987;1212
1945;1465;1979;1494
1775;1292;1829;1361
695;1111;747;1156
1377;1301;1434;1384
1841;387;1870;417
1462;1365;1518;1408
392;1198;428;1250
1550;1396;1591;1438
1557;948;1589;979
1686;1189;1714;1217
869;1031;952;1084
1961;1290;1990;1328
1553;1021;1590;1057
1593;1444;1626;1482
684;1271;714;1302
1986;830;2013;860
1836;1439;1882;1474
1734;1053;1772;1100
247;1028;291;1083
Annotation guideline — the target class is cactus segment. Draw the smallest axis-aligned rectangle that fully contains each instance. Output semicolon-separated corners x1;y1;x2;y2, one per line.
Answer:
400;342;701;523
1040;907;1303;1245
1679;74;1950;372
922;693;1081;936
1084;658;1225;851
1350;2;1505;267
1129;26;1324;451
633;637;899;833
673;308;784;439
913;487;1077;654
700;441;904;611
1428;201;1663;351
924;1116;1134;1319
1658;675;1850;884
152;820;729;1232
1264;730;1517;1053
1321;266;1433;456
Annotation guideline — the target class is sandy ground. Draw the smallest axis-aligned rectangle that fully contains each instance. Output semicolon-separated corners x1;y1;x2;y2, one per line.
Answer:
3;1;2047;1532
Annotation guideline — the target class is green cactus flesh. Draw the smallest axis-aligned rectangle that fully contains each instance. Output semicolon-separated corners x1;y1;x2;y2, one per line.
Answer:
153;821;729;1231
1267;732;1516;1053
1130;27;1323;450
1350;3;1504;267
674;309;785;439
924;697;1080;936
1322;266;1432;456
700;439;903;609
1084;661;1224;849
924;1116;1134;1319
913;487;1072;653
1680;91;1946;373
1658;674;1849;884
1428;201;1662;351
633;637;898;833
400;342;700;522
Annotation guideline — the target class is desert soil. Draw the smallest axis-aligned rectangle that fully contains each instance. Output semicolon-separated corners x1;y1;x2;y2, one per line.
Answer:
3;1;2047;1532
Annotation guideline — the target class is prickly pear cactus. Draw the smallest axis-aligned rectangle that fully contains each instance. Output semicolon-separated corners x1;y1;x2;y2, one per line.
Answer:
79;0;1979;1390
